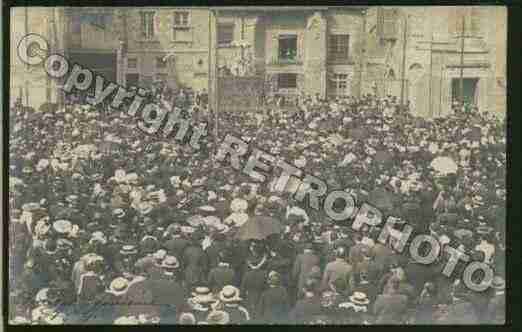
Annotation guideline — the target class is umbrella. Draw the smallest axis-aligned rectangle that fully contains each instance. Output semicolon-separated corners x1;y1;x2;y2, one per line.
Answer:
235;215;282;241
368;188;395;212
430;156;458;175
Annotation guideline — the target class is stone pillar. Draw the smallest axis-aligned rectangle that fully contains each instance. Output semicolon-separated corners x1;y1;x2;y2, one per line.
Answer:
117;40;126;86
304;11;327;98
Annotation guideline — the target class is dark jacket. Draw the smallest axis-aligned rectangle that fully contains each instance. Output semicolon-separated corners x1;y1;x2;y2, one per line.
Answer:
257;285;290;323
222;303;250;324
373;293;408;324
182;244;208;287
241;268;268;316
207;263;236;293
292;251;320;291
163;237;190;260
289;295;323;323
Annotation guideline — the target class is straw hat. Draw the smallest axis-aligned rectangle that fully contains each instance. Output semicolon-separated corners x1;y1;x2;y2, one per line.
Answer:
160;256;180;269
120;245;138;256
137;202;154;216
65;195;79;203
187;215;204;227
349;292;370;305
22;202;41;212
178;312;196;324
108;277;130;296
114;315;139;325
230;198;248;213
53;220;72;235
476;225;494;235
191;287;216;304
113;208;126;219
219;285;242;303
35;288;50;304
180;226;195;234
198;205;216;214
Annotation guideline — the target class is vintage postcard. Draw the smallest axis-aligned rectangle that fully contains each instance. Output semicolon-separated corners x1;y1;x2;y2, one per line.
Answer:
8;6;506;325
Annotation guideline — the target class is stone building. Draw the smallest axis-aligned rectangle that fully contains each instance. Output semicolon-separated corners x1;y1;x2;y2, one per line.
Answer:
364;6;507;117
214;7;366;101
59;7;367;99
11;6;506;117
10;7;67;107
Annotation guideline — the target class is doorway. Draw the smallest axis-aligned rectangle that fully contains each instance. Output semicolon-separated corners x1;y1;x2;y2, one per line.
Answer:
452;78;478;105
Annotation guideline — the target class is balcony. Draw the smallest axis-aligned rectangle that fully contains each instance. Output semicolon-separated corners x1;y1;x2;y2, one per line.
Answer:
268;55;303;66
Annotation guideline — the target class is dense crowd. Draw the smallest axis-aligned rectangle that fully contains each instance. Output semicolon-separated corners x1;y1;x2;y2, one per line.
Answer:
8;85;506;325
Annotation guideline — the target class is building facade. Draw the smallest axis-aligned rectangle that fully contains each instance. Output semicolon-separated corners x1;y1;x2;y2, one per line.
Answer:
364;6;507;117
11;6;506;117
60;7;367;100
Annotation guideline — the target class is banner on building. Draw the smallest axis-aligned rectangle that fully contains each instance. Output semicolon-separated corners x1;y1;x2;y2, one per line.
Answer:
217;76;264;112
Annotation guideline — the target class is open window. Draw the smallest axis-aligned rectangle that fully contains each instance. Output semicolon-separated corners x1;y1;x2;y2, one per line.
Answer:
278;34;297;62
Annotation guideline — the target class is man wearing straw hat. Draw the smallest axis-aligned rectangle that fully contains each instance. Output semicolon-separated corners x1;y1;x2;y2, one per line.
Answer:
257;271;290;324
184;287;217;323
145;256;185;324
218;285;250;324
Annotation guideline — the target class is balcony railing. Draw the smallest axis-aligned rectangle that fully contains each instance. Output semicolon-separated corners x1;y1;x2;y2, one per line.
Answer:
268;56;303;66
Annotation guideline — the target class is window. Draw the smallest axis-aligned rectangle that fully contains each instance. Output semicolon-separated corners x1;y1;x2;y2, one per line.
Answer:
451;8;480;37
156;57;166;69
172;11;192;42
127;58;137;69
329;73;349;96
328;35;350;62
173;11;190;27
278;73;297;89
140;12;155;40
278;35;297;61
218;24;234;45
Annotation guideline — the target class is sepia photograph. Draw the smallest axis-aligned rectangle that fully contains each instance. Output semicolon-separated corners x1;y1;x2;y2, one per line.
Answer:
7;5;507;325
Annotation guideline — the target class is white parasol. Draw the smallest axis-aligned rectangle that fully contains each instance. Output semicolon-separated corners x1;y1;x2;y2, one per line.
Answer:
430;156;458;175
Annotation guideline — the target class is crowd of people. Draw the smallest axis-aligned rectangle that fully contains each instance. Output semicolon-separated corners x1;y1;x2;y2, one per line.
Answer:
8;85;506;325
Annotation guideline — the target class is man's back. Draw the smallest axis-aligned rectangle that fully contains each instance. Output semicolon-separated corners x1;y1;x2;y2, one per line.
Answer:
293;251;320;288
289;295;322;323
321;259;353;290
373;293;408;324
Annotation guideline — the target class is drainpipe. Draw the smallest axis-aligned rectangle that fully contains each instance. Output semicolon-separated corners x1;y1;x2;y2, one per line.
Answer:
359;9;367;98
